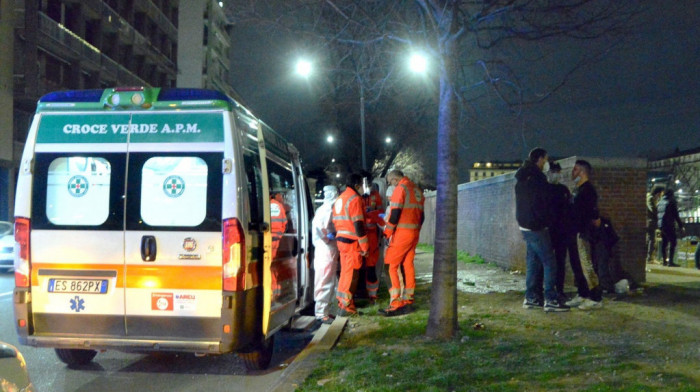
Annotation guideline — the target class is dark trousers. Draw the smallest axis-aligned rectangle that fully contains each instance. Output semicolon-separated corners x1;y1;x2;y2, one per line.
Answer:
552;233;590;298
645;227;656;262
660;230;677;265
592;240;614;292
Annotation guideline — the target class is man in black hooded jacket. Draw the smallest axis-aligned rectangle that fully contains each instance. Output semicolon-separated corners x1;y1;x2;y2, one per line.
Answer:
515;147;569;312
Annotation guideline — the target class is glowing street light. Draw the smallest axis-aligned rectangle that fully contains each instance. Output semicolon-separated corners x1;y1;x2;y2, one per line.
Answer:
385;136;392;144
326;135;334;143
409;52;428;74
295;59;312;78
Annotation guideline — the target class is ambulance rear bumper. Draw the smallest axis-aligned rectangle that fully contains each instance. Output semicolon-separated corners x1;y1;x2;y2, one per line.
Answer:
21;336;225;354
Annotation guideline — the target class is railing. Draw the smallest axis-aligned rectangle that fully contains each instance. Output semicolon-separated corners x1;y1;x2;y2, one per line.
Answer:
37;12;102;66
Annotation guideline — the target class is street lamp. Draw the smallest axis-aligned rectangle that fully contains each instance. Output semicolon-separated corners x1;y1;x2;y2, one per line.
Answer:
385;136;392;144
295;59;312;78
409;52;428;74
326;135;334;143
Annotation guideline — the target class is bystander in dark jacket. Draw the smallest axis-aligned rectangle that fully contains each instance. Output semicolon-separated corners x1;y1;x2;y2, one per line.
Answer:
657;189;684;266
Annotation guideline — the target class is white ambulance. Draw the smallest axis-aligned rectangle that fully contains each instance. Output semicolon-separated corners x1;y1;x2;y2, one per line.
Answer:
12;87;314;370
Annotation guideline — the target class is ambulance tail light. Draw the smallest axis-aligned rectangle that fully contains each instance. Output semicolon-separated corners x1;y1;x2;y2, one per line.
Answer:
14;217;31;288
223;218;245;291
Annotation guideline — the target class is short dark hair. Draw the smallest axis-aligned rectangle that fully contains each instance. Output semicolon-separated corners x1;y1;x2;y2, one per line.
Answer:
345;173;363;188
651;186;664;196
528;147;547;163
550;162;562;172
575;159;593;174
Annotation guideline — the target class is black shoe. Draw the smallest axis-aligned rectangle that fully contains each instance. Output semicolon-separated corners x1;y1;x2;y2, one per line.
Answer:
544;299;570;312
382;305;414;317
522;298;544;309
668;263;680;267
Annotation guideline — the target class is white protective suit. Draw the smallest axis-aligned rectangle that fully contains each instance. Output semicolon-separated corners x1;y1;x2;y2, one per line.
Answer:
312;185;340;319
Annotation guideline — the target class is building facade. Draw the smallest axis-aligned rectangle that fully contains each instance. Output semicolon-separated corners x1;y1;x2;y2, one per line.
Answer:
177;0;236;98
469;161;520;182
0;0;237;221
648;147;700;222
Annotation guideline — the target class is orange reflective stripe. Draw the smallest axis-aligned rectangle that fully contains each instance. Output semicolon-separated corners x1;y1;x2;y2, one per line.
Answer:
31;263;222;290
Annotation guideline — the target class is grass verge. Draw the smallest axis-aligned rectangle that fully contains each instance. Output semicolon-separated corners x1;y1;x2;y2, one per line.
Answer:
298;259;700;391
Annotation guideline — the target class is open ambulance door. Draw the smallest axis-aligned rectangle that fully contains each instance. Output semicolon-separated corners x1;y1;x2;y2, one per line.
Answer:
256;123;297;337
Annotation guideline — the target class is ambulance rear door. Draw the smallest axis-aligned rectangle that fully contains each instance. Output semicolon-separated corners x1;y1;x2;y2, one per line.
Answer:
29;112;130;338
122;111;226;344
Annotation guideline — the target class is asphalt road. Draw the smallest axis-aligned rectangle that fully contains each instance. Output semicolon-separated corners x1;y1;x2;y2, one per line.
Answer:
0;272;313;392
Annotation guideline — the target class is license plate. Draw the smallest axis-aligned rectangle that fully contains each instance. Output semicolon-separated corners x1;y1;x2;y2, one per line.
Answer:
48;279;108;294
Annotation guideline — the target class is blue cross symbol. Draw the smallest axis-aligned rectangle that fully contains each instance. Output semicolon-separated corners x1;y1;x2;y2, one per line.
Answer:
70;296;85;313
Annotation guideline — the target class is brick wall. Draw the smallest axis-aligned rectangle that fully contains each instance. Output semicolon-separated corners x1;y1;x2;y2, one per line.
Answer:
419;156;649;283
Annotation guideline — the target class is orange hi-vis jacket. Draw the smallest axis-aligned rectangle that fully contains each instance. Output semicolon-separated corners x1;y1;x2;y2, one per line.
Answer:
332;187;369;253
368;190;383;211
270;198;288;237
384;177;424;237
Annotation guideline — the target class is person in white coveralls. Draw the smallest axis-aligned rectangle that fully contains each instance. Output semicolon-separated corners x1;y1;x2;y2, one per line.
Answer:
312;185;340;323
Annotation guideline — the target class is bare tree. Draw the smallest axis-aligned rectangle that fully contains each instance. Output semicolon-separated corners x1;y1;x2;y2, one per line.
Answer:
229;0;641;339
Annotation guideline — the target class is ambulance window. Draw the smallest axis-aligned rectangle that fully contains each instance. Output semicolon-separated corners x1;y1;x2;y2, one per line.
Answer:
267;159;296;233
140;157;208;227
46;157;111;226
244;153;264;223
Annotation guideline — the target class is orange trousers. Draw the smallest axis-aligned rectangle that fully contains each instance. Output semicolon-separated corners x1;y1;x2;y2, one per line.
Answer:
364;231;380;298
336;240;362;311
385;229;419;309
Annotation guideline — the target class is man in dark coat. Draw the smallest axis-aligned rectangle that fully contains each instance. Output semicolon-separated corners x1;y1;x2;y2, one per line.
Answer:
548;162;590;302
657;189;684;267
515;147;569;312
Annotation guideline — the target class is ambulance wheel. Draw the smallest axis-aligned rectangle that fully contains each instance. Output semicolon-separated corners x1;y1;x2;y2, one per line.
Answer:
238;335;274;371
55;348;98;366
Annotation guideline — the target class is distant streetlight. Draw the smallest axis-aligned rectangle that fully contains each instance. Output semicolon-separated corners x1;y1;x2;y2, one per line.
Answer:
385;136;392;144
675;179;681;184
409;52;428;74
335;173;340;178
295;59;312;78
326;135;334;143
331;158;336;163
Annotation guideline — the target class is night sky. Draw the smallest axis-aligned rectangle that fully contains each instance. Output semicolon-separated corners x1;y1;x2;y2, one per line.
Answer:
228;0;700;183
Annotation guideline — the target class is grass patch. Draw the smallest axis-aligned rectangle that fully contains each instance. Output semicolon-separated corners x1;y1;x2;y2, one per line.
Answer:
299;263;700;391
417;243;485;265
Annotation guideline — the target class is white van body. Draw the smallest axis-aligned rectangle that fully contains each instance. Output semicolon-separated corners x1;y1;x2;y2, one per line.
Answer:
12;88;314;370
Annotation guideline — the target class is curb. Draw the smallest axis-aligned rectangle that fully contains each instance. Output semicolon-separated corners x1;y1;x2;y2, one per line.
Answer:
270;316;348;392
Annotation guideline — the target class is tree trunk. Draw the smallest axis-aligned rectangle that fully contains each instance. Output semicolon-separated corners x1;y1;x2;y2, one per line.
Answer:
426;2;459;340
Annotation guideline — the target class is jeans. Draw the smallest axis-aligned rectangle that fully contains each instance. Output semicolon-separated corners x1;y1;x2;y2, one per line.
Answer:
552;232;590;298
522;229;558;302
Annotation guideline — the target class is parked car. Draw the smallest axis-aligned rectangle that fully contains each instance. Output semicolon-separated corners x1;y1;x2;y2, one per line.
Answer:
0;221;14;272
0;341;34;392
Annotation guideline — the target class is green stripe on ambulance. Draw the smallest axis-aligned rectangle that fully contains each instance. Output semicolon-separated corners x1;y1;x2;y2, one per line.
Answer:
36;112;225;144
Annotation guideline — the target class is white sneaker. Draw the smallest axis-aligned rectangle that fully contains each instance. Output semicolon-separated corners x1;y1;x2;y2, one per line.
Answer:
578;298;603;310
565;295;585;307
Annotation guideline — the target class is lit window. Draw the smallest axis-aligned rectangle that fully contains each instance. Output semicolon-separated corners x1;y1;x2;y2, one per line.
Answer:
46;157;111;226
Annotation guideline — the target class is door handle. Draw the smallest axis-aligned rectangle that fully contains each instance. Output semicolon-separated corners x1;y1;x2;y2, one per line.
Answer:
141;235;157;262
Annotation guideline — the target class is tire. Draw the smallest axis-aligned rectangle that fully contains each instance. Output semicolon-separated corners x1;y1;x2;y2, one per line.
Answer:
238;335;275;371
55;348;98;366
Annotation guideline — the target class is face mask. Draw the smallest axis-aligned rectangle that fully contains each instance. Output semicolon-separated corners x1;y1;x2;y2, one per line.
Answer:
573;175;581;183
542;161;550;172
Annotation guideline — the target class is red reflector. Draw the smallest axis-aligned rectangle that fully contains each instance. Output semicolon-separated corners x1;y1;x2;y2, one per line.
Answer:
223;218;246;291
14;217;31;288
18;319;26;328
223;324;231;334
114;86;144;91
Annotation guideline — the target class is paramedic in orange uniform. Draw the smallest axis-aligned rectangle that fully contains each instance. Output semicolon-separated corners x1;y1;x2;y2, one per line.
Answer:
270;191;288;260
363;182;384;302
381;169;424;316
332;173;369;316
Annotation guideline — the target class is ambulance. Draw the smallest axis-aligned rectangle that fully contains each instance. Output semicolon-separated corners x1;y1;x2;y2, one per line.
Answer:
12;87;314;370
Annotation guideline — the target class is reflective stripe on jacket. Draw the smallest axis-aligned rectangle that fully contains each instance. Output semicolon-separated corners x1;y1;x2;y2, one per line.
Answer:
385;177;424;235
332;187;369;251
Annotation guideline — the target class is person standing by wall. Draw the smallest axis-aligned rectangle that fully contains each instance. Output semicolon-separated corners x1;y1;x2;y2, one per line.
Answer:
571;160;604;309
548;162;590;304
646;186;664;264
657;189;684;267
381;169;424;316
332;174;369;316
311;185;339;324
515;148;569;312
